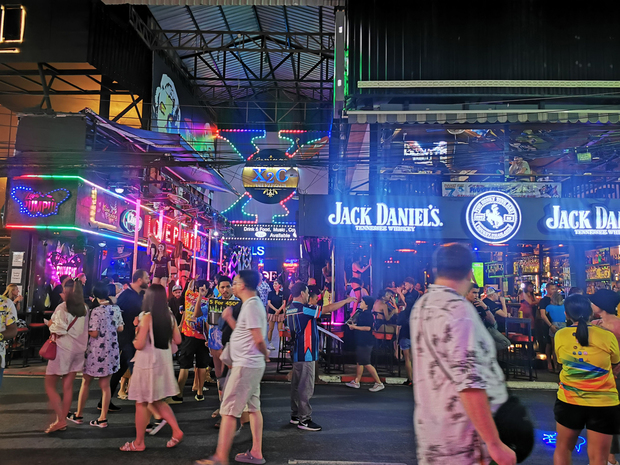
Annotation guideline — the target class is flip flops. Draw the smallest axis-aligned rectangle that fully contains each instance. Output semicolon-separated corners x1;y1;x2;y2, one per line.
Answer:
166;435;183;448
235;451;266;464
44;422;67;434
119;441;145;452
194;457;225;465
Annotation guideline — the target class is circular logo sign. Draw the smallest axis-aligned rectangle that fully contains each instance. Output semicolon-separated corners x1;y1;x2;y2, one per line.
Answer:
466;191;522;244
120;209;143;234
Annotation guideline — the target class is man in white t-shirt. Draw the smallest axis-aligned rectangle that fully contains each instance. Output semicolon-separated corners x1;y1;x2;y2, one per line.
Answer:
0;295;18;389
195;270;268;465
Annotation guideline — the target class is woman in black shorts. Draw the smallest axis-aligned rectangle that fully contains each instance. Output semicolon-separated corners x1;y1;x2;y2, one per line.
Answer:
150;242;171;287
553;294;620;465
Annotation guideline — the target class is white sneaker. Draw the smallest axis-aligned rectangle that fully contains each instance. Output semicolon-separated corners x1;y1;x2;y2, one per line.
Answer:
346;380;360;389
369;382;385;392
267;343;276;351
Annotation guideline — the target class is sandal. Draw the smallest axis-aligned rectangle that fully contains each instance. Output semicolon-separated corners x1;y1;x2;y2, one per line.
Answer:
90;419;108;428
211;409;220;418
167;434;183;448
44;422;67;434
235;450;266;464
214;421;220;429
194;456;225;465
119;441;145;452
66;413;84;425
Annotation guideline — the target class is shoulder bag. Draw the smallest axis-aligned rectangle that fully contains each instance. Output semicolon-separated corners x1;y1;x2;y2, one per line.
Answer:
39;316;78;361
419;295;534;463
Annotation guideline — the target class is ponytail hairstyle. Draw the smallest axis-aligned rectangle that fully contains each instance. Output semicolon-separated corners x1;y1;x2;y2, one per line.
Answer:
65;279;87;317
564;294;592;347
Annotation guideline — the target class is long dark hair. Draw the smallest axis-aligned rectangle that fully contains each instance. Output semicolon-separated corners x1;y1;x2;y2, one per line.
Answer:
564;294;592;347
65;279;87;317
142;284;172;350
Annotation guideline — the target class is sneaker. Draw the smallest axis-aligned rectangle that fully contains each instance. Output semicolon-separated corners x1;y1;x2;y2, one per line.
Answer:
168;395;183;404
149;419;167;436
290;416;300;425
402;379;412;386
90;419;108;428
346;380;360;389
267;343;276;351
145;423;155;433
195;394;205;402
369;382;385;392
66;413;83;425
98;401;121;412
298;419;322;431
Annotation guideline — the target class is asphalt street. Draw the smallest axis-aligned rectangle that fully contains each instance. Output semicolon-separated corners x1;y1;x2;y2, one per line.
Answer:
0;376;591;465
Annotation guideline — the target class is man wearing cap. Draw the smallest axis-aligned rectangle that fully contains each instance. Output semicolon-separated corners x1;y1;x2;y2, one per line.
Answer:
591;288;620;465
168;284;185;325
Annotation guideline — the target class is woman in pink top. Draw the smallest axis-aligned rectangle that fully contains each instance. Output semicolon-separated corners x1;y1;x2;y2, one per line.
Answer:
44;279;88;434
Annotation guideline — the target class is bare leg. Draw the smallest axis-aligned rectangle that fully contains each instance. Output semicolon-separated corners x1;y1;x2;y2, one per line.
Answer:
195;367;206;394
134;402;150;449
609;454;618;464
147;403;162;421
177;368;189;397
98;375;112;421
247;410;264;460
45;375;65;427
212;350;223;378
75;374;92;417
213;414;237;464
354;364;364;383
267;321;275;343
587;429;613;465
553;422;580;465
152;277;161;285
364;364;382;384
403;348;413;381
61;373;77;420
151;400;183;439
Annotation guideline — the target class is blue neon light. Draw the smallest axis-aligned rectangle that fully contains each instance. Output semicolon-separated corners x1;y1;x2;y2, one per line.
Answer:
11;186;71;218
542;432;586;453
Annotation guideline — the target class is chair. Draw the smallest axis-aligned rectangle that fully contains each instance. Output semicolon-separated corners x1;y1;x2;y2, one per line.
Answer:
372;319;396;375
276;329;293;373
503;318;537;381
26;322;49;361
322;322;345;374
5;326;30;367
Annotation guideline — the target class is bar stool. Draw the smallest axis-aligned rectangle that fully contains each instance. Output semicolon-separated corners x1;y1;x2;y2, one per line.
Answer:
276;328;293;373
372;324;396;375
6;326;30;367
323;324;345;374
27;322;49;361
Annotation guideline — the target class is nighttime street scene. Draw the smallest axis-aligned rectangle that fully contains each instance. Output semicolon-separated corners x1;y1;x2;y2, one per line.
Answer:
5;1;620;464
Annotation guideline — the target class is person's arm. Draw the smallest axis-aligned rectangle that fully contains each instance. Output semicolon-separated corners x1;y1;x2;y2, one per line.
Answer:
268;299;279;312
250;327;269;360
459;389;517;465
167;259;172;276
322;296;356;314
222;306;236;331
133;313;151;350
349;323;371;331
540;310;553;329
150;263;156;274
1;322;17;341
485;310;496;325
194;287;208;318
172;319;182;345
495;297;509;318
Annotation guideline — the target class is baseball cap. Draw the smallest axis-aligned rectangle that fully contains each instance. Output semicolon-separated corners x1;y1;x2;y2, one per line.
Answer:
486;287;496;295
172;284;182;292
590;289;620;315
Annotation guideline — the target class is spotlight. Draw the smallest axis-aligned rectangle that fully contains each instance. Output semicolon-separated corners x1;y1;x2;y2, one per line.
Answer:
213;230;219;237
114;187;125;194
98;241;107;248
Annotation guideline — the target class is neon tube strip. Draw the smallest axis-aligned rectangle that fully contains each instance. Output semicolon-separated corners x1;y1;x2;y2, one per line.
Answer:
6;224;148;248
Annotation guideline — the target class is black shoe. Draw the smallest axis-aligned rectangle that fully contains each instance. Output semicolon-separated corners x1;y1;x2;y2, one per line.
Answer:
290;416;300;425
402;379;412;386
168;395;183;404
97;401;121;412
195;394;204;402
298;419;322;431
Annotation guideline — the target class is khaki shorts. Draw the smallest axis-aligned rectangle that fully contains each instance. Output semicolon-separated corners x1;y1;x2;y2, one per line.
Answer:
220;365;265;418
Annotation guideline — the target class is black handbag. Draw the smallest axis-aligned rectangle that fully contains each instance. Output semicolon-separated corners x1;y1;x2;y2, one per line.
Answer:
420;296;534;463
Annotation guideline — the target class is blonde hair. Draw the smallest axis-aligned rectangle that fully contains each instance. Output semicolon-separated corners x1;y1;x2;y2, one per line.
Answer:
2;283;17;299
551;291;564;306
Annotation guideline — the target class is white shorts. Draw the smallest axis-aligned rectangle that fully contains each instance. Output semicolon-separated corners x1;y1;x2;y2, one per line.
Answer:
219;365;264;418
46;346;85;376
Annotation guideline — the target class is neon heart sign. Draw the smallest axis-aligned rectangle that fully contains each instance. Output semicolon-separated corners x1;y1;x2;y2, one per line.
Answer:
11;186;71;218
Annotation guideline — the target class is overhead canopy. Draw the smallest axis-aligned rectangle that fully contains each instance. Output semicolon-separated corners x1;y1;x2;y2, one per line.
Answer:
164;165;236;193
346;109;620;125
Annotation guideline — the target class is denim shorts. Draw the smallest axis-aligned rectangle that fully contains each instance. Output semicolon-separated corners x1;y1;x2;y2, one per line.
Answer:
399;338;412;351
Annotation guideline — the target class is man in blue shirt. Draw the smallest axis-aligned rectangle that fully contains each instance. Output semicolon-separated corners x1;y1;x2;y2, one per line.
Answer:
286;282;354;431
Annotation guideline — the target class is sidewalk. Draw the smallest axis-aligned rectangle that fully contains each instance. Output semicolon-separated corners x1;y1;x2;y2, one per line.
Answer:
5;357;560;390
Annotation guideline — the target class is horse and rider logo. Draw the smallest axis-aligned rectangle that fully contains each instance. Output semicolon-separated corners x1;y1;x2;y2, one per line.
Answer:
466;191;522;244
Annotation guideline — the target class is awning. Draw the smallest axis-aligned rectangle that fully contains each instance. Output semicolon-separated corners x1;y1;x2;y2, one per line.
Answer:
346;109;620;125
164;166;236;194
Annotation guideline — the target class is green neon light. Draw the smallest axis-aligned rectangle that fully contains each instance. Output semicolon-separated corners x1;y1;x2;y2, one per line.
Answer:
7;224;148;248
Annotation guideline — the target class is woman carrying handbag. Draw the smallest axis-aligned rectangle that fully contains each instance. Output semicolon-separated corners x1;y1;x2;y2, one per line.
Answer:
44;279;89;434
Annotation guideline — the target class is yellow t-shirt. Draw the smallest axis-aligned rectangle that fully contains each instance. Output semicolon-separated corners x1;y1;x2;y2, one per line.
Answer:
555;325;620;406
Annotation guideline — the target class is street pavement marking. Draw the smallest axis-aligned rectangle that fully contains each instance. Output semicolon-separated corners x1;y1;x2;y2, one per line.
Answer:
289;461;408;465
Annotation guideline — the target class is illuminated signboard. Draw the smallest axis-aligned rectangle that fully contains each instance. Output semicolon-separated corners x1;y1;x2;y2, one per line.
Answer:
544;204;620;235
120;209;144;233
472;262;484;286
328;201;442;232
224;223;297;241
144;215;201;250
242;166;299;204
11;186;70;218
465;192;522;244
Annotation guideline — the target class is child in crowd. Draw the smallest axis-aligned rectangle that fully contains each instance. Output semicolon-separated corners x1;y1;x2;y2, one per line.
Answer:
346;296;385;392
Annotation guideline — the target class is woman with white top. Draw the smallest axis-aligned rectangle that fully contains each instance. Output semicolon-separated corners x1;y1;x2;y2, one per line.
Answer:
44;279;88;434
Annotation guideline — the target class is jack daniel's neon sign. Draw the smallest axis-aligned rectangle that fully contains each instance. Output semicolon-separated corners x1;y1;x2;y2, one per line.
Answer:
327;201;442;232
545;205;620;235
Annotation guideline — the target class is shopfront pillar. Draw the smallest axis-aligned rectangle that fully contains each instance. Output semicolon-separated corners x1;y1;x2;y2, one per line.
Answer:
8;230;32;311
569;244;587;291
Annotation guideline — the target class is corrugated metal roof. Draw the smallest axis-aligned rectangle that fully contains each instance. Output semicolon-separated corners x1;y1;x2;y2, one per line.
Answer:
148;3;334;104
106;1;343;5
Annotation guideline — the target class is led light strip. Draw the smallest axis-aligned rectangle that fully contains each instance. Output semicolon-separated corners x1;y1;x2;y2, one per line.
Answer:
6;224;148;248
216;129;265;161
272;190;297;224
221;192;258;224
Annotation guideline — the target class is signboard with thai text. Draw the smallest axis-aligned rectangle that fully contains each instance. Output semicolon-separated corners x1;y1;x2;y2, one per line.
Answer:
442;182;561;198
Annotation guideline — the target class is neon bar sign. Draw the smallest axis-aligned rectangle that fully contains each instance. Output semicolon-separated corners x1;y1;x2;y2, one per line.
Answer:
545;205;620;235
327;201;442;232
11;186;70;218
144;215;201;250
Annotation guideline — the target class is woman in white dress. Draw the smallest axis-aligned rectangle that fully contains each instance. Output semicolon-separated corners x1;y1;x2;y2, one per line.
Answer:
120;284;183;452
44;279;88;434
